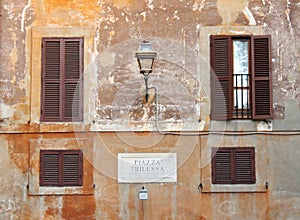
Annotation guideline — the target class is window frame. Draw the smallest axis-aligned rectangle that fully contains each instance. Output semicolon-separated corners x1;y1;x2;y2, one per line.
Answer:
211;147;256;184
40;37;84;122
210;35;273;120
40;150;83;187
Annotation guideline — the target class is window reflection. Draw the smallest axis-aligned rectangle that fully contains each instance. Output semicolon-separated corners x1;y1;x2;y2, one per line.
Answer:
233;39;250;118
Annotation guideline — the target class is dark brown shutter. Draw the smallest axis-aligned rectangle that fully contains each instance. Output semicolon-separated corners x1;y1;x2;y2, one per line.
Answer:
63;39;83;121
62;151;83;186
210;36;232;120
40;151;60;186
234;148;255;183
251;35;273;119
41;39;62;121
40;150;83;186
212;147;255;184
212;148;233;184
41;38;83;122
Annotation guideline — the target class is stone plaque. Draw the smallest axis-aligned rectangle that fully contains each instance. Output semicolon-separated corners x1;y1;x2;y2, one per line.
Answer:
118;153;177;183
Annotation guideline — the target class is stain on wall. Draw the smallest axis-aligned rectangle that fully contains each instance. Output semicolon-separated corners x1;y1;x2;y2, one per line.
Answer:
0;0;300;219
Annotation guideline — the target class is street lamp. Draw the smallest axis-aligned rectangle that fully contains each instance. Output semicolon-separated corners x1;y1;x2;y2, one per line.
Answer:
135;40;157;103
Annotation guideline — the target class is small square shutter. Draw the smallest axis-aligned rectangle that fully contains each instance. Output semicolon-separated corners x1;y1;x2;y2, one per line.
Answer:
251;35;273;119
40;150;83;186
210;36;233;120
212;147;255;184
40;151;60;186
234;148;255;184
62;151;83;186
41;39;62;121
212;148;233;184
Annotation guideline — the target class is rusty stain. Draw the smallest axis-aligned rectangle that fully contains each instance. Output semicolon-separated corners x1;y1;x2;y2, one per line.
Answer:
62;196;96;220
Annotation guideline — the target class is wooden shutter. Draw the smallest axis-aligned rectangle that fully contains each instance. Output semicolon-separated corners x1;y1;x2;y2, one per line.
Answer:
63;39;83;121
41;38;83;122
40;150;83;186
40;151;60;186
41;39;61;121
210;36;232;120
234;148;255;184
251;35;273;119
212;147;255;184
62;151;83;186
212;148;233;184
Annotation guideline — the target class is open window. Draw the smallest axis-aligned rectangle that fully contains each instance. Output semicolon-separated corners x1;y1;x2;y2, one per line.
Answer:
210;35;273;120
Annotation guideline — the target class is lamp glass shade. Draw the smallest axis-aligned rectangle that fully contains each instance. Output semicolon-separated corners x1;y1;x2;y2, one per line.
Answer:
135;41;157;74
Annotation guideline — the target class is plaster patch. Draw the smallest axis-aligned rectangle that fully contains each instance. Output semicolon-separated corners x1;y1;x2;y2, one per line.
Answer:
145;0;154;10
9;32;18;76
140;12;147;22
217;0;248;25
243;7;256;25
0;103;15;119
193;0;206;12
21;0;32;32
3;2;15;20
257;121;272;131
174;11;180;20
98;46;114;67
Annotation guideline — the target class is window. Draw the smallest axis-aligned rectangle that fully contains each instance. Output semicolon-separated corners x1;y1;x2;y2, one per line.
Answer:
40;150;83;186
212;147;255;184
210;35;273;120
41;38;84;122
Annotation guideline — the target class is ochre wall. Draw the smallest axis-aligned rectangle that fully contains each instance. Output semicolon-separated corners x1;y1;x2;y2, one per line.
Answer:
1;0;300;219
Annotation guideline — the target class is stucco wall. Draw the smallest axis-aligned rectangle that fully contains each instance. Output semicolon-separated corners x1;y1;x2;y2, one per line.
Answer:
0;0;300;219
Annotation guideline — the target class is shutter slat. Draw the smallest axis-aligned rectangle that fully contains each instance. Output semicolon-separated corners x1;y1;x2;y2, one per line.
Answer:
65;41;80;79
45;41;60;80
252;36;273;119
63;154;80;185
44;83;60;119
213;150;232;183
211;36;232;120
41;153;60;186
235;151;252;183
64;83;80;119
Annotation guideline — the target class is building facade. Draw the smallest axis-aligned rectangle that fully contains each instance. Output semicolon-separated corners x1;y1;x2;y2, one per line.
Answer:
0;0;300;219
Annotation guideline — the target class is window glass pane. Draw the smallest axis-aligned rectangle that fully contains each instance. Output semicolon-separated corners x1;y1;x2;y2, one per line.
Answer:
233;39;250;115
233;40;249;78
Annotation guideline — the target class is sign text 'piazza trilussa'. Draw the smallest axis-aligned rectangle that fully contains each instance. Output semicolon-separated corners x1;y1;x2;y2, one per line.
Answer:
118;153;177;183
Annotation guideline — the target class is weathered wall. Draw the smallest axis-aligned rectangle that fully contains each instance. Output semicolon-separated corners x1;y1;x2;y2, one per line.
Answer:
0;0;300;219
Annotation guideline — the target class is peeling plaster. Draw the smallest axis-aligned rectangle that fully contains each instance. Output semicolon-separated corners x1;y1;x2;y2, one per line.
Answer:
145;0;154;10
243;7;256;25
193;0;206;12
0;103;15;120
217;0;249;25
21;0;31;32
9;32;18;75
285;0;294;39
3;2;15;20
